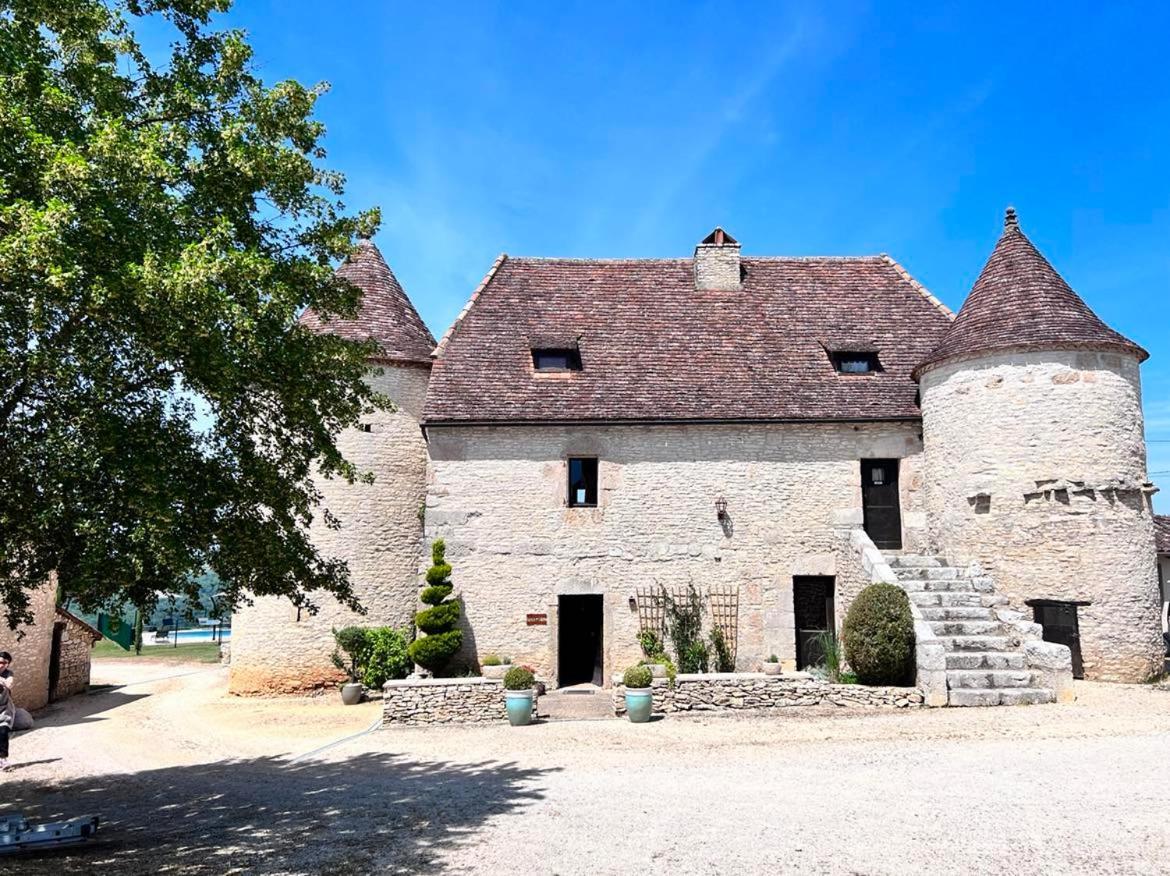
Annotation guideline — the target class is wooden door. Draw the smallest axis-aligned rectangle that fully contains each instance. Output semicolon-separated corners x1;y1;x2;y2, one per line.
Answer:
862;459;903;550
793;576;836;670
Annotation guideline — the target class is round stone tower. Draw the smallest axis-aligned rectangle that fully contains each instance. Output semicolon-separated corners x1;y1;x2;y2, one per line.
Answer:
916;209;1161;682
229;238;433;694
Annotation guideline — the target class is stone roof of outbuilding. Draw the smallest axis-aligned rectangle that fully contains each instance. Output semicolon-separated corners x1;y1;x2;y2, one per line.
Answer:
56;606;102;641
424;247;954;425
913;209;1147;379
1155;515;1170;555
299;238;435;365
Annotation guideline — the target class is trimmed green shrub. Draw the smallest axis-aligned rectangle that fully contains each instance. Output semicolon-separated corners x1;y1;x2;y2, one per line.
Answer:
407;539;463;673
416;599;461;634
362;627;412;688
842;583;915;686
331;625;371;684
504;665;535;690
482;653;502;666
765;654;780;663
623;665;653;689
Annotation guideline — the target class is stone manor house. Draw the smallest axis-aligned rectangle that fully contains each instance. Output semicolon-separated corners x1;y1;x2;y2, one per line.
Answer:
230;210;1165;700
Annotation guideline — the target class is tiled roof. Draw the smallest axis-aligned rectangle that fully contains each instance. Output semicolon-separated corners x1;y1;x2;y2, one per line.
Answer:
424;253;953;424
1155;515;1170;555
56;606;102;641
914;209;1146;378
299;238;435;365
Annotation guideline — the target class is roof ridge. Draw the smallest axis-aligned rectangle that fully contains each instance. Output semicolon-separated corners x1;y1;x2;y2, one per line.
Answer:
880;253;954;321
506;255;889;264
432;253;508;359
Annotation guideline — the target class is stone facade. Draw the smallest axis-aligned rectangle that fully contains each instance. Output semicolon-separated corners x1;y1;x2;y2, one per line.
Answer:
424;421;927;684
51;610;99;701
920;349;1162;681
382;676;510;724
0;581;56;711
229;363;430;694
611;673;924;714
693;232;741;290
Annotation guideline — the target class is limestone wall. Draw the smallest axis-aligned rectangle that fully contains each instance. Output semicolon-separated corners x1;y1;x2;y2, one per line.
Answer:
0;581;55;711
920;349;1162;681
382;677;509;724
424;422;926;684
612;672;924;714
229;364;430;694
51;614;96;700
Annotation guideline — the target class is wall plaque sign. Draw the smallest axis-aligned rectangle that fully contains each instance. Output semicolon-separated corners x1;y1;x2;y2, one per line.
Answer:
526;613;548;626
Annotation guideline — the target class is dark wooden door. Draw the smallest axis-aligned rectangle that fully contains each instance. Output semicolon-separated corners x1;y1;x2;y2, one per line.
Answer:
558;595;603;687
1032;602;1085;679
793;576;835;670
48;621;65;701
862;459;903;550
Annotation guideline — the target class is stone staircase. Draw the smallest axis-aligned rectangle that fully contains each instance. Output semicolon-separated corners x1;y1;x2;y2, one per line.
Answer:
886;554;1055;706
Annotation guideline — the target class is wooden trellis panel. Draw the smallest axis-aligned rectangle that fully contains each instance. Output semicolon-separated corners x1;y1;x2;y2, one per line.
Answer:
635;586;667;640
708;585;740;660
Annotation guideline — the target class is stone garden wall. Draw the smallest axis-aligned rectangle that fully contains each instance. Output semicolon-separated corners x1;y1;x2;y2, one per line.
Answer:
612;672;924;715
382;677;510;725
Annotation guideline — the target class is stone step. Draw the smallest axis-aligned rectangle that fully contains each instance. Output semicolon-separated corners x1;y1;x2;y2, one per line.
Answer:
918;606;996;622
929;620;1004;637
898;578;978;593
892;567;961;581
909;592;1007;608
940;635;1017;652
948;687;1054;707
885;555;947;569
945;651;1028;670
946;669;1039;690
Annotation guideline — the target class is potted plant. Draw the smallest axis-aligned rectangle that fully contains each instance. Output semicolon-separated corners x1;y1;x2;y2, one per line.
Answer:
481;654;512;680
503;665;536;726
762;654;782;676
623;664;654;723
331;626;370;704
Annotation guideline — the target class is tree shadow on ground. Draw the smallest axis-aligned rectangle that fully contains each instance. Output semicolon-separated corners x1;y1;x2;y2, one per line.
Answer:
5;750;554;874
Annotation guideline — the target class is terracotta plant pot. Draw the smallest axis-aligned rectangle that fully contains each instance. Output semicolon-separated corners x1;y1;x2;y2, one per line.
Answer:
340;682;364;705
762;662;782;676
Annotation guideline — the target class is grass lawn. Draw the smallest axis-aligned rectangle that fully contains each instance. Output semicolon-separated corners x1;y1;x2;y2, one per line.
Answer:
92;639;222;663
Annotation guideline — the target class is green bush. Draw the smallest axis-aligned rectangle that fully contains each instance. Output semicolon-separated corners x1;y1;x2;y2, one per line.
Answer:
710;627;735;672
331;625;411;687
680;640;709;674
482;653;502;666
362;627;412;688
813;630;843;683
765;654;780;663
637;629;664;658
623;665;653;689
407;539;463;673
416;599;461;634
504;665;535;690
842;583;915;686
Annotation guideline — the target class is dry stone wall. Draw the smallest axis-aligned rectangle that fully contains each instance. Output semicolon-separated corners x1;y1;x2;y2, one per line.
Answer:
382;677;509;724
425;422;926;684
612;673;924;714
229;365;430;694
920;350;1162;681
51;615;95;700
0;581;56;711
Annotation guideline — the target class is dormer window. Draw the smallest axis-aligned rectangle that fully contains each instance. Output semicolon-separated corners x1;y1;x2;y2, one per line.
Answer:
533;348;582;371
832;352;880;374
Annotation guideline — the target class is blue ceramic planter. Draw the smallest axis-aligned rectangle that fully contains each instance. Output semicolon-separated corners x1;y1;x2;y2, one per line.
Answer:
505;690;534;726
625;688;653;723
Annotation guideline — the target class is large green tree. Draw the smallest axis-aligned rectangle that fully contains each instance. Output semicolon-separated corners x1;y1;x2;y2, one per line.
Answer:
0;0;389;627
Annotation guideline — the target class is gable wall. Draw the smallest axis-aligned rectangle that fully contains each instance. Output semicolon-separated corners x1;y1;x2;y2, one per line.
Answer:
424;421;926;682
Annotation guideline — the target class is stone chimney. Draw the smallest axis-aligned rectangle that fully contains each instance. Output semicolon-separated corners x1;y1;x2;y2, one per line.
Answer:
694;227;741;291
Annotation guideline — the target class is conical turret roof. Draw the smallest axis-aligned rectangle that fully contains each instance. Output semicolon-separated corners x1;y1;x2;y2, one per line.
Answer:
913;209;1146;379
300;238;435;364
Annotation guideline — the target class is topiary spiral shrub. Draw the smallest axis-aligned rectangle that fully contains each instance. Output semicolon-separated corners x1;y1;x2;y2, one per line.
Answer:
406;539;463;673
623;664;653;689
504;665;535;691
841;583;915;686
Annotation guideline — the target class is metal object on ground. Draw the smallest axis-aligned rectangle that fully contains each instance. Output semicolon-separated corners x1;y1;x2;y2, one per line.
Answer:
0;812;101;855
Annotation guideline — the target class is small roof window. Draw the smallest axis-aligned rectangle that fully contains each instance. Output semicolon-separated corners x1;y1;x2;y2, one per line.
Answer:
829;351;882;375
530;335;582;372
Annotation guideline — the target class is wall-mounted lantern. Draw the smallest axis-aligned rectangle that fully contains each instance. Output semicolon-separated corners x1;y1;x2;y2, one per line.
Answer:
715;496;728;519
628;595;638;611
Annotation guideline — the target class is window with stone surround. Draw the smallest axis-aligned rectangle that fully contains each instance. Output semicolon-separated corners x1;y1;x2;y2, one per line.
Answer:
568;457;598;507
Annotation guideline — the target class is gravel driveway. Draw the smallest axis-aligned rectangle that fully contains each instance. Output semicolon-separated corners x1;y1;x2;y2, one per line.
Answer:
4;661;1169;874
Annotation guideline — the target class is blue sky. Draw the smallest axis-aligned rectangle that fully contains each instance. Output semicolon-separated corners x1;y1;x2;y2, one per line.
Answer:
153;2;1170;508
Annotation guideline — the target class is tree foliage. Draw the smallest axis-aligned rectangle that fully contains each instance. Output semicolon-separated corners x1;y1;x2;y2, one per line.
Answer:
0;0;387;626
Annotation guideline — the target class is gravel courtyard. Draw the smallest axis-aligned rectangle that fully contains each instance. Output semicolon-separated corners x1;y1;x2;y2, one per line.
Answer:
4;659;1169;874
